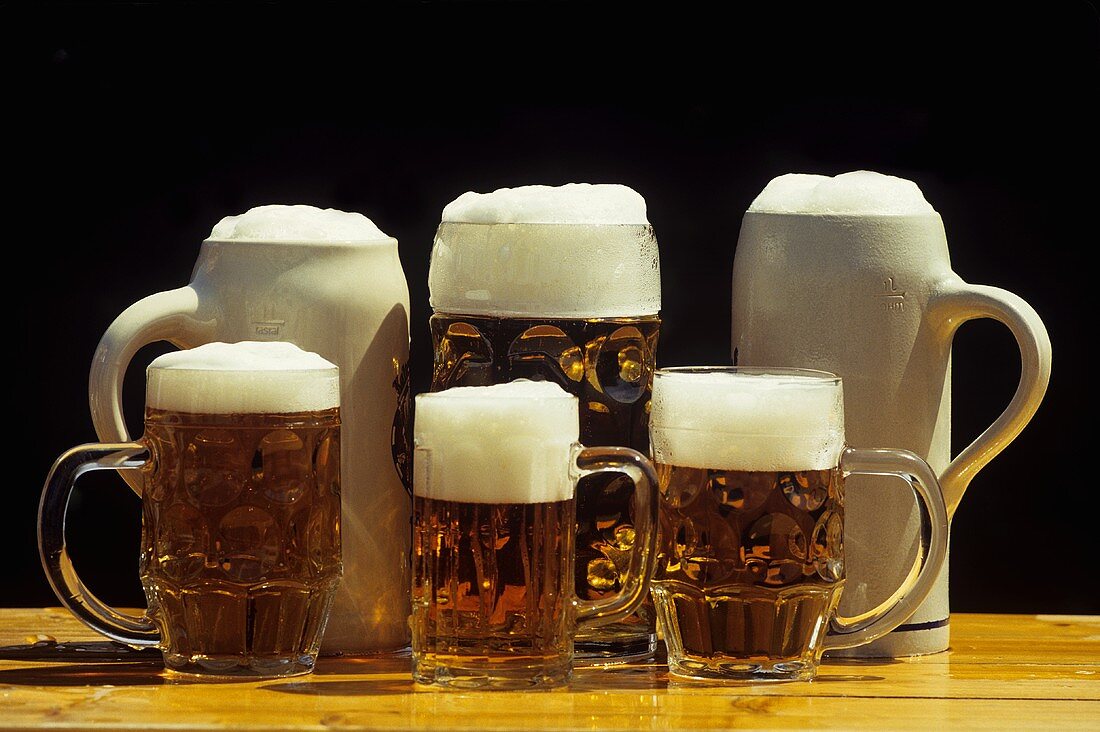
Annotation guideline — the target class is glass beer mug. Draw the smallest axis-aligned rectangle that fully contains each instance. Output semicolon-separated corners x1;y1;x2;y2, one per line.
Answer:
428;184;662;662
40;342;342;678
648;368;948;682
410;381;658;688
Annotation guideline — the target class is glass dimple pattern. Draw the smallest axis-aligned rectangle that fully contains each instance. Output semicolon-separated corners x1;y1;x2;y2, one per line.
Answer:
139;410;341;675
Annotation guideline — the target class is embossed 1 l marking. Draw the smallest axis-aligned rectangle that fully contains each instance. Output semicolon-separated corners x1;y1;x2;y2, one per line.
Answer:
876;277;906;311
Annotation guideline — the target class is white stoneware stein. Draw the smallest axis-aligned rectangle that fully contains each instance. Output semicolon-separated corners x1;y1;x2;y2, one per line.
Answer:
730;172;1051;656
88;205;412;654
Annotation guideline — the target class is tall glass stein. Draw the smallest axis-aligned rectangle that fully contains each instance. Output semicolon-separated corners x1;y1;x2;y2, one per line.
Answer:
428;184;661;661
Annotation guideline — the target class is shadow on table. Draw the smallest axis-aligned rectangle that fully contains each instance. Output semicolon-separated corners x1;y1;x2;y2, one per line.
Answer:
0;662;165;687
262;678;414;696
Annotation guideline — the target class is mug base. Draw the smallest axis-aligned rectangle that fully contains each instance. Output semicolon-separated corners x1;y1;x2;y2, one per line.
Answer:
413;656;571;690
162;651;317;680
667;656;817;683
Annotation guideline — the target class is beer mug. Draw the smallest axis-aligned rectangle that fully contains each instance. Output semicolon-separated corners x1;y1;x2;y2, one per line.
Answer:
410;381;658;688
89;205;411;653
730;172;1051;656
40;342;342;678
428;184;661;661
648;367;948;682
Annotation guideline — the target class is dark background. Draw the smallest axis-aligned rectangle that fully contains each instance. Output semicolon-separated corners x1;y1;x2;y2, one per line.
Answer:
6;2;1097;614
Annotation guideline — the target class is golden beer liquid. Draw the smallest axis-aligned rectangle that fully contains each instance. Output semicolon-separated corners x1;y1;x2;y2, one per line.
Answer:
430;313;659;657
652;464;845;678
411;495;575;686
139;407;341;676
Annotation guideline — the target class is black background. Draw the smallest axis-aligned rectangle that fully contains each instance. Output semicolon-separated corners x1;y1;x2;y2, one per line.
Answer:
6;2;1097;614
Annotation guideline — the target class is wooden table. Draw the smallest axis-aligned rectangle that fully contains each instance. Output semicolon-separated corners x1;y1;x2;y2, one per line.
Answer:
0;609;1096;730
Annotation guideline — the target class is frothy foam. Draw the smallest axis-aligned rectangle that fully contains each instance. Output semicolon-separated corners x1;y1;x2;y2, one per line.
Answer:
441;184;648;225
650;370;844;472
147;341;339;414
209;205;391;242
414;381;579;504
747;171;936;216
430;184;659;317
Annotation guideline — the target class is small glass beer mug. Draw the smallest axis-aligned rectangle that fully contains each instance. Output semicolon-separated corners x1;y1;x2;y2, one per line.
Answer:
410;381;658;688
648;367;948;682
39;342;342;678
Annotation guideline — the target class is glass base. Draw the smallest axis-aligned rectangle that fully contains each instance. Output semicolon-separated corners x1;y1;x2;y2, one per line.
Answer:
573;634;657;666
162;652;316;680
413;656;571;689
668;656;817;683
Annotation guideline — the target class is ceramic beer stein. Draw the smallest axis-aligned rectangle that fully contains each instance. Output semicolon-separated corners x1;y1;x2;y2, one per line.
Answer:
730;172;1051;656
88;205;412;653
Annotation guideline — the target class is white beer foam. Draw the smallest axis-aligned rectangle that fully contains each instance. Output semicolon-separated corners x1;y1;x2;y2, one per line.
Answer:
747;171;936;216
209;204;391;242
147;341;339;414
442;184;648;225
650;371;844;472
414;381;579;504
430;184;660;317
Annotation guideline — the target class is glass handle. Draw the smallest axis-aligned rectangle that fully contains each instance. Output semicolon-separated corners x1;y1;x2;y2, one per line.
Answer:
89;285;207;495
824;447;949;650
573;446;659;629
38;442;160;647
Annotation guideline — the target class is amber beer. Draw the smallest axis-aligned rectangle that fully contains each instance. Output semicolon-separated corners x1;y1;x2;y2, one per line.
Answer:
141;407;341;675
653;464;843;672
411;381;658;688
429;189;663;660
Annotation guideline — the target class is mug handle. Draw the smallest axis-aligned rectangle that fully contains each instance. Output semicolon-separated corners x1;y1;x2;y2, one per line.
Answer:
572;446;659;630
89;286;210;494
823;447;949;651
38;443;160;647
927;277;1052;516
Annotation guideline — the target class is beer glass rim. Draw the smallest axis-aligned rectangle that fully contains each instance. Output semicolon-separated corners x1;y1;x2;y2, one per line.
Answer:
415;387;578;403
435;220;654;229
654;366;840;384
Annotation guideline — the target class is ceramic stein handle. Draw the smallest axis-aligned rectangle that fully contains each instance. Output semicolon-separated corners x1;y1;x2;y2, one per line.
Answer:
572;446;659;629
927;277;1052;516
88;286;209;494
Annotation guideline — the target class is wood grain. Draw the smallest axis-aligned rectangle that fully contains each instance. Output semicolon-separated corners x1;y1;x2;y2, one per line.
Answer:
0;610;1096;730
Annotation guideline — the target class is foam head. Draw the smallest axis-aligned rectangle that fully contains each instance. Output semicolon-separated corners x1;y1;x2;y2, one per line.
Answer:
747;171;936;216
147;341;340;415
441;183;648;225
430;184;660;317
650;369;844;472
413;381;579;504
209;204;391;243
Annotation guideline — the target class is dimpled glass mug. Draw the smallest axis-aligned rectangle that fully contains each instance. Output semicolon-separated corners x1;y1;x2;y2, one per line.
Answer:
39;342;342;678
648;367;948;682
410;381;658;689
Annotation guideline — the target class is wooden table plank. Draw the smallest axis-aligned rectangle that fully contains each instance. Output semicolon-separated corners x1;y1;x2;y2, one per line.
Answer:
0;610;1096;730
